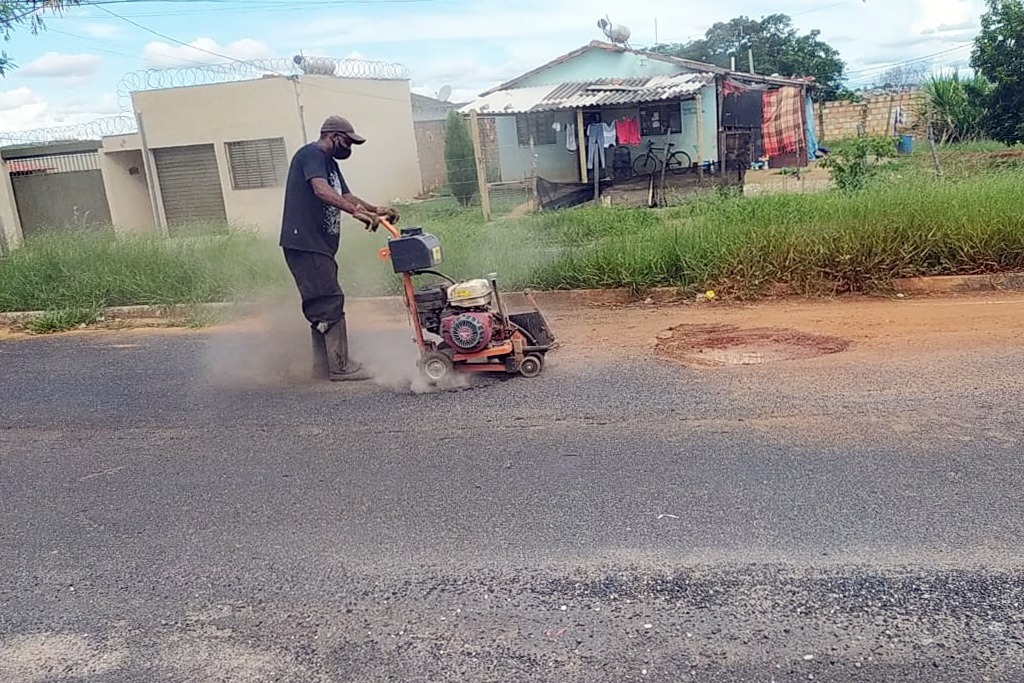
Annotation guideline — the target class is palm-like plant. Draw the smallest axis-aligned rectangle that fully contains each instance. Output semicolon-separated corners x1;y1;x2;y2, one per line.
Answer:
919;70;991;144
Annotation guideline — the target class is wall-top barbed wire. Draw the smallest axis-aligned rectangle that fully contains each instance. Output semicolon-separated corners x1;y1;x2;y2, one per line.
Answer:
115;57;411;110
0;116;139;146
1;56;411;146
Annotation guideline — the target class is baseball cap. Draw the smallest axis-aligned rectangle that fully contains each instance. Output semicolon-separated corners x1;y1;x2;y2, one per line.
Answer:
320;115;366;144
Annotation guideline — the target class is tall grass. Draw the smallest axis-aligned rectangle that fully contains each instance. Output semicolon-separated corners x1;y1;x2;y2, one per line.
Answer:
0;227;289;312
3;171;1024;312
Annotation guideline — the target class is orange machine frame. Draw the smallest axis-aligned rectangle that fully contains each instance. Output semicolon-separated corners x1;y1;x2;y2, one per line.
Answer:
376;218;530;373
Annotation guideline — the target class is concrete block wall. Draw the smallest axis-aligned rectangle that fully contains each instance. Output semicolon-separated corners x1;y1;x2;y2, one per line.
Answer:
817;91;925;143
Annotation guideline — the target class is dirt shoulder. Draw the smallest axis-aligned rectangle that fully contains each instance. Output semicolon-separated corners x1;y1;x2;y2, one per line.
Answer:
524;291;1024;365
4;291;1023;368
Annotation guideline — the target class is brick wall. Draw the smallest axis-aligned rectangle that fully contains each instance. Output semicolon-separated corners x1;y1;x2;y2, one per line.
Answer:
817;91;925;142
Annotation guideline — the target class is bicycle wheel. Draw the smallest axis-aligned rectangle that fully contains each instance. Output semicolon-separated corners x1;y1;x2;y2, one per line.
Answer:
633;154;660;177
667;150;693;175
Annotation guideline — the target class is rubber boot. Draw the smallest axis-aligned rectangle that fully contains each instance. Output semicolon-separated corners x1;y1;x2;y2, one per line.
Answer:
310;327;329;379
323;316;372;382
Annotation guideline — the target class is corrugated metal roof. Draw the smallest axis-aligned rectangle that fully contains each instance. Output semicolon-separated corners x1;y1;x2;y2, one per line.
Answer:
458;85;559;115
460;73;714;115
534;73;713;111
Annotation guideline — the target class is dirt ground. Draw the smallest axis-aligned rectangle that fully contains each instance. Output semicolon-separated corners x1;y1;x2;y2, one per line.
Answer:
5;290;1024;370
535;290;1024;366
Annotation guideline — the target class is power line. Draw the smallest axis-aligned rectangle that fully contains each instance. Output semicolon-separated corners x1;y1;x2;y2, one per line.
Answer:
844;43;974;81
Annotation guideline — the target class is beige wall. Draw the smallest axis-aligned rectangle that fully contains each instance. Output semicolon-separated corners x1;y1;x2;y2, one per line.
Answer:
0;162;22;249
116;74;422;237
100;149;155;234
817;91;924;142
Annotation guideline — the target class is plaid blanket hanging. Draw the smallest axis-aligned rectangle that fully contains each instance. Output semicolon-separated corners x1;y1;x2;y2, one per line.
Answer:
761;86;804;158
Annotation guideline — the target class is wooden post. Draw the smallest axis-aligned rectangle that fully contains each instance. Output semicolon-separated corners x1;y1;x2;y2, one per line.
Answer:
468;109;491;221
696;94;704;182
576;109;588;184
529;134;538;211
928;123;943;178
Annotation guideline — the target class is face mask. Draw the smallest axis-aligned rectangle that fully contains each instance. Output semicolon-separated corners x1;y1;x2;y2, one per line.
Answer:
332;139;352;160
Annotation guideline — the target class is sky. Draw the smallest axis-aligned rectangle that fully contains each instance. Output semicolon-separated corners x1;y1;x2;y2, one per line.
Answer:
0;0;986;136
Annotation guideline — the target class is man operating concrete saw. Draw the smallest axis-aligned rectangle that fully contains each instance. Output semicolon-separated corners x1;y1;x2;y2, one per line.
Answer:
279;115;400;382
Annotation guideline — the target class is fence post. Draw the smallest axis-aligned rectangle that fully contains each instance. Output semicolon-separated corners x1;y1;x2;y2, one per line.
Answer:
529;135;538;211
576;109;588;185
928;123;943;178
696;94;705;182
468;109;491;221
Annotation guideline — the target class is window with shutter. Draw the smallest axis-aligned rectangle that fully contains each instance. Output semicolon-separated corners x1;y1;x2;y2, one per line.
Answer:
225;138;287;190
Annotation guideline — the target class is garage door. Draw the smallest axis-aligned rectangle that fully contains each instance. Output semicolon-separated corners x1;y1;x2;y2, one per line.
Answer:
153;144;227;230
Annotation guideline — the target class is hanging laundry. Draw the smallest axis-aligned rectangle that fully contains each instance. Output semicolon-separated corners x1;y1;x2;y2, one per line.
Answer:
615;117;641;146
762;86;803;158
601;121;617;147
565;122;577;152
586;121;608;170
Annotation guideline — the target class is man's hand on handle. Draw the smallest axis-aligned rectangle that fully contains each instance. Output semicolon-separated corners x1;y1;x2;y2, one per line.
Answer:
379;207;400;224
352;211;381;232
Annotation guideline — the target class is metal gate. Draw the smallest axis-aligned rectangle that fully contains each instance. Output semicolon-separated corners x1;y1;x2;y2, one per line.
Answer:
153;144;227;230
3;142;112;239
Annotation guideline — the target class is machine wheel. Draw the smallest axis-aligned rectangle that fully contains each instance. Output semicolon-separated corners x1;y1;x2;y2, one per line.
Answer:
519;354;543;378
420;351;455;384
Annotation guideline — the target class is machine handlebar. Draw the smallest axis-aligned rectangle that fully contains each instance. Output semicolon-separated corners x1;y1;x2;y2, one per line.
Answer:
378;217;400;238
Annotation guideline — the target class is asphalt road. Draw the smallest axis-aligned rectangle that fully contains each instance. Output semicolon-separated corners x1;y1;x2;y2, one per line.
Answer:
1;321;1023;682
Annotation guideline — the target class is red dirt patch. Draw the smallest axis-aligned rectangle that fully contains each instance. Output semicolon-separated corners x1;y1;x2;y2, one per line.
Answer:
655;324;851;368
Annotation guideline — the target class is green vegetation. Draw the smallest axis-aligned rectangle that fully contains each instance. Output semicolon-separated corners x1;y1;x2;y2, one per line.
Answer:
0;228;289;313
4;155;1024;320
819;136;899;192
651;13;846;100
443;111;479;208
972;0;1024;144
25;306;102;334
920;71;991;144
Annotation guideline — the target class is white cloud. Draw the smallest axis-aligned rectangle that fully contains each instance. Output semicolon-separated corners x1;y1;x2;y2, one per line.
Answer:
0;88;123;134
0;87;45;112
16;52;101;78
141;37;274;68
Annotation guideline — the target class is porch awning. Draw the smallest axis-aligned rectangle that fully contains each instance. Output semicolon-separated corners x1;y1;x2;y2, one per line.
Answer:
460;73;715;115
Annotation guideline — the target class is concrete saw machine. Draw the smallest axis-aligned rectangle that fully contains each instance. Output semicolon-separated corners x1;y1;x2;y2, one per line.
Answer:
376;218;555;385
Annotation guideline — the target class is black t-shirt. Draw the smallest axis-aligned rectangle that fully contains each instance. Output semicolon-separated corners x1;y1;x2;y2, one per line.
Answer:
279;142;351;256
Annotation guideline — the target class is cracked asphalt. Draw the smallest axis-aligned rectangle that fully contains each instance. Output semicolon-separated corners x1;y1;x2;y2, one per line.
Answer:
1;303;1023;682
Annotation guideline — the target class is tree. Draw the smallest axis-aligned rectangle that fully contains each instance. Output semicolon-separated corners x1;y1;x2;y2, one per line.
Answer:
443;111;478;208
650;14;847;100
1;1;81;76
971;0;1024;143
873;63;931;91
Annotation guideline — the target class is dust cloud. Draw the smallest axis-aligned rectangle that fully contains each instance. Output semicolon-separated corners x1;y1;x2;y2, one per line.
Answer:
198;220;508;394
198;294;478;395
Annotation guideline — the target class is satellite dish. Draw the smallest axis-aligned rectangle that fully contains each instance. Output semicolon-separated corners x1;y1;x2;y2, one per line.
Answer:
437;84;452;102
598;17;631;45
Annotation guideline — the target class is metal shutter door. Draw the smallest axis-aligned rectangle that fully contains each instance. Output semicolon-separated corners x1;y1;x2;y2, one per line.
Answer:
153;144;227;228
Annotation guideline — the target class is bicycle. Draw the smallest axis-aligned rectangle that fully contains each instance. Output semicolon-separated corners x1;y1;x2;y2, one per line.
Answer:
631;139;693;177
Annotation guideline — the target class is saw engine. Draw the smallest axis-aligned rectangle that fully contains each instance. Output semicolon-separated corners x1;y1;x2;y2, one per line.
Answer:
413;278;507;354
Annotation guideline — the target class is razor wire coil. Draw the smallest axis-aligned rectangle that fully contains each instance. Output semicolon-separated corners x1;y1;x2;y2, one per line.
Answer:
2;57;410;144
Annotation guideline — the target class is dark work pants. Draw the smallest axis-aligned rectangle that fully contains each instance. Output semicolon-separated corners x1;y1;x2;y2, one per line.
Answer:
282;248;345;329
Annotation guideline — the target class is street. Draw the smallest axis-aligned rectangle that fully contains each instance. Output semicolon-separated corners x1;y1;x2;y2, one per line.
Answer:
2;293;1023;682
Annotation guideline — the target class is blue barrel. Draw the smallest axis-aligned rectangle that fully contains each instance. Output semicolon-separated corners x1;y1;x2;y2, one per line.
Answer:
898;134;914;155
